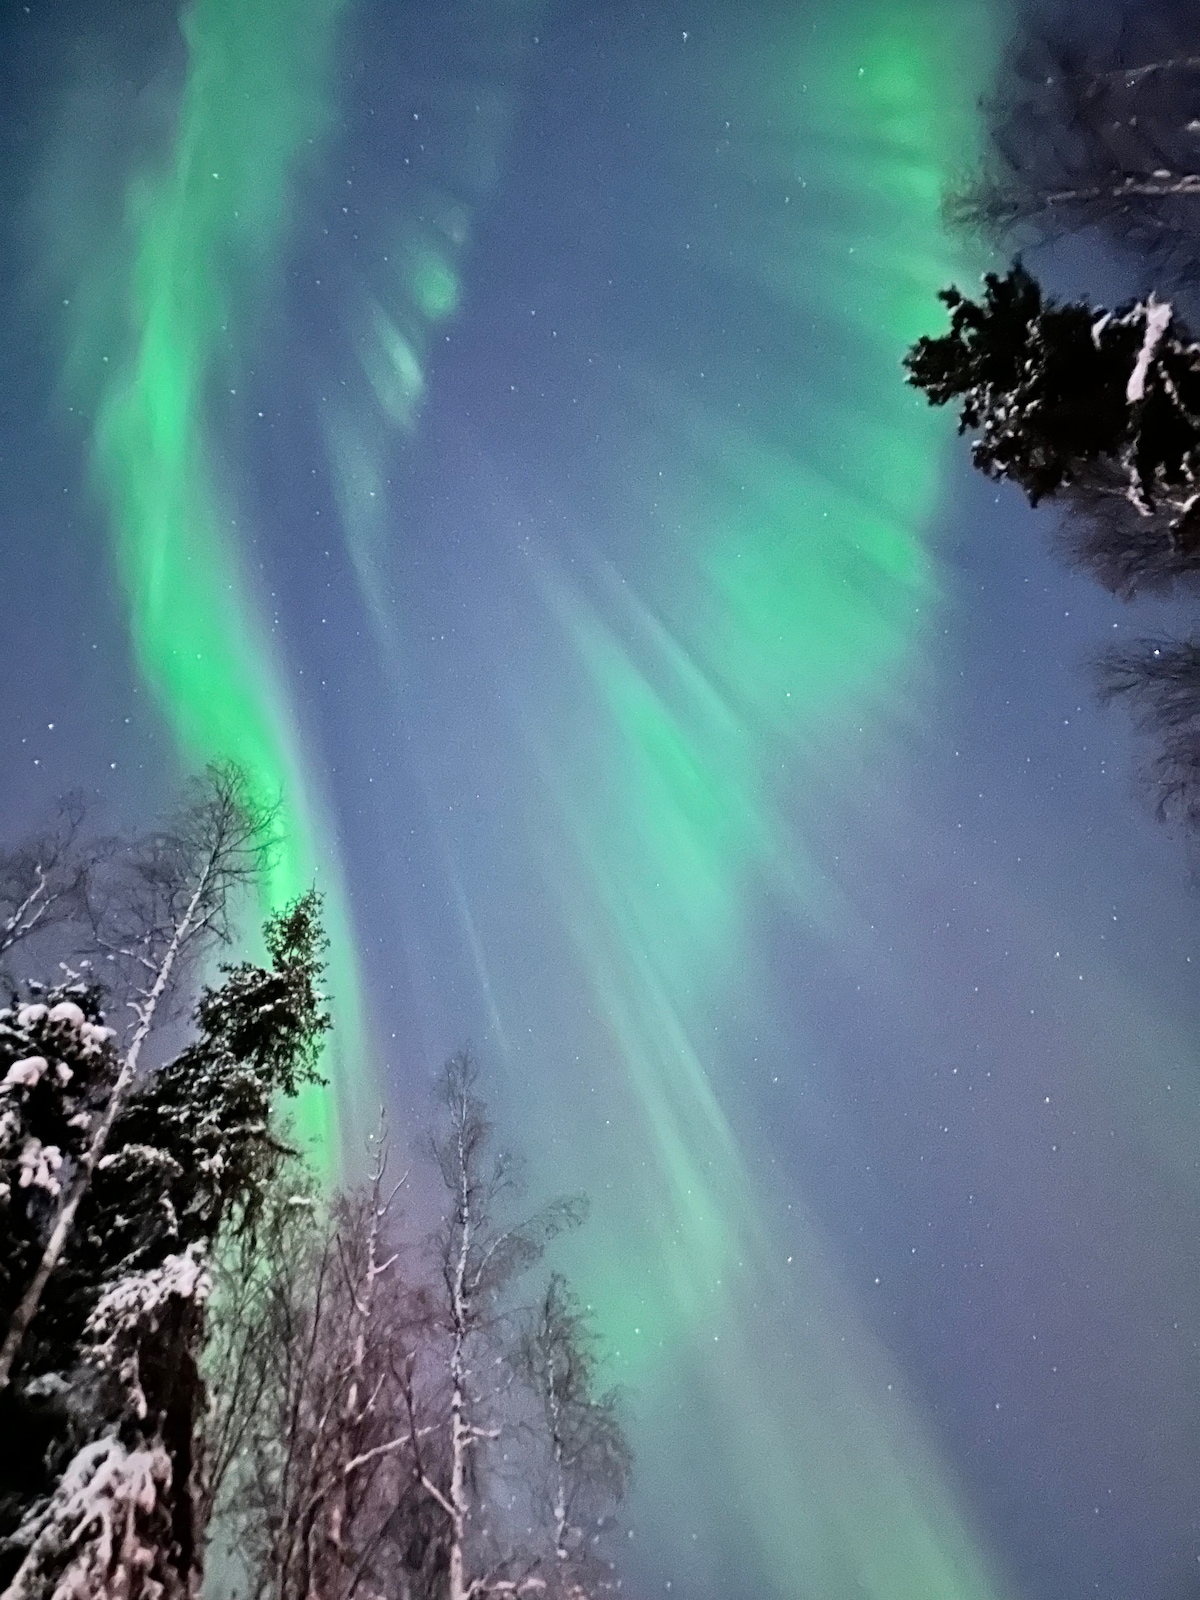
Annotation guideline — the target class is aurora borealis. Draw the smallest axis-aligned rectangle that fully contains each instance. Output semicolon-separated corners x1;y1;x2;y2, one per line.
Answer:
2;0;1200;1596
23;0;370;1152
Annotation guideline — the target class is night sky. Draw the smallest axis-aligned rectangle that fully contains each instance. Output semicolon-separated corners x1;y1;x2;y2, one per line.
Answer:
2;1;1199;1598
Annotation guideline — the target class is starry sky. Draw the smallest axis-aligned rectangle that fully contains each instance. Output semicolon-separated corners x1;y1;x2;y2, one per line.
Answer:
1;1;1199;1597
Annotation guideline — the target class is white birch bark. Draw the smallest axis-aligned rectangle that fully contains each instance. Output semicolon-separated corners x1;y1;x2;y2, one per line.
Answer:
448;1103;474;1600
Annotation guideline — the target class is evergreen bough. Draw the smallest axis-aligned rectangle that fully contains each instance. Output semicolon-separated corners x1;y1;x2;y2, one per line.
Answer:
905;261;1200;543
0;892;329;1600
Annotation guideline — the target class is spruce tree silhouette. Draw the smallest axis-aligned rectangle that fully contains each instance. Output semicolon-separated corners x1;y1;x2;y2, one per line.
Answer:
905;261;1200;544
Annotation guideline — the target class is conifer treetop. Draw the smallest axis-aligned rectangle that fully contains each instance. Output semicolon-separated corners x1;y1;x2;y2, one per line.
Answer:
904;261;1200;539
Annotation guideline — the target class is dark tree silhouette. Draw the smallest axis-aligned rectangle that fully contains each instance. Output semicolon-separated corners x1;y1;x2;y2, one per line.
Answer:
947;9;1200;293
1098;636;1200;830
905;261;1200;544
0;769;330;1600
907;260;1200;838
918;6;1200;844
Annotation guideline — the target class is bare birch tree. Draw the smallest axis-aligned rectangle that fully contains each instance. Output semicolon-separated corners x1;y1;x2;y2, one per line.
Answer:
203;1118;417;1600
0;764;273;1393
947;19;1200;289
513;1277;630;1600
1051;459;1200;596
401;1053;589;1600
201;1057;629;1600
1097;634;1200;830
0;798;90;974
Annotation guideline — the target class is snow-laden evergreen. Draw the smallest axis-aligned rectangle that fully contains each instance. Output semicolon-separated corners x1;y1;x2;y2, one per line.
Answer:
905;261;1200;542
0;883;329;1600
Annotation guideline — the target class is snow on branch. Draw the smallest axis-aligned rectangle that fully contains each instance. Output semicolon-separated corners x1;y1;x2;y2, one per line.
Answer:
1126;295;1175;401
0;1436;177;1600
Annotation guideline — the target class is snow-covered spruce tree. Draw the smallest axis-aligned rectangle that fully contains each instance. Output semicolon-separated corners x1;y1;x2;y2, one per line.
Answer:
0;864;329;1595
904;261;1200;549
0;764;275;1398
0;981;120;1533
906;262;1200;841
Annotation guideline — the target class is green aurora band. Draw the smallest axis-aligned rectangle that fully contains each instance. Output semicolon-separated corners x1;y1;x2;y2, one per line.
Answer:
540;12;1008;1592
52;0;369;1161
329;1;1013;1595
555;10;1007;1590
46;0;1015;1591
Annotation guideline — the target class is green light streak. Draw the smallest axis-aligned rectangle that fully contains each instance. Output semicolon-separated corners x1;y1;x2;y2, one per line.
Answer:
362;302;427;430
324;3;546;661
407;240;462;321
190;0;1012;1589
51;0;369;1166
438;3;1010;1595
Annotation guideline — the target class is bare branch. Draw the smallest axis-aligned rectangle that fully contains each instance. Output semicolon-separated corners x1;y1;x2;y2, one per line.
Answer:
0;797;93;971
949;19;1200;288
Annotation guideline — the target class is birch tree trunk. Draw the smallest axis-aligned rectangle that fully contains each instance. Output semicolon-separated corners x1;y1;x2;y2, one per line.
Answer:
448;1112;473;1600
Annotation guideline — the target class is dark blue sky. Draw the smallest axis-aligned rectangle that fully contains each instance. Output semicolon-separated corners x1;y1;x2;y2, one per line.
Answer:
1;1;1199;1597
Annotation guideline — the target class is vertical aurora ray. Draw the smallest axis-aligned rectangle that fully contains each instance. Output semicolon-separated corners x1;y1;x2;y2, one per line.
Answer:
345;1;1013;1594
7;0;1198;1590
534;10;1008;1589
59;0;1012;1585
49;0;369;1162
322;0;549;670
